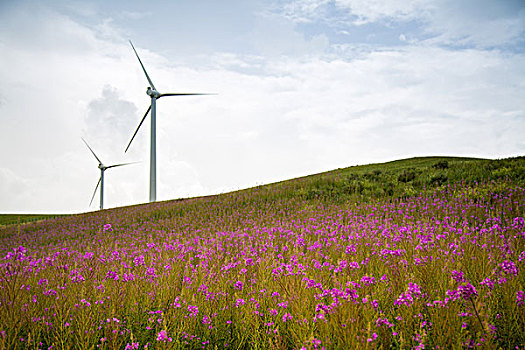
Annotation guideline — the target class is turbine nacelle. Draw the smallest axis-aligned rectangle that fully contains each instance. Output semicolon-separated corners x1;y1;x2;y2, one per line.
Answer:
147;87;161;98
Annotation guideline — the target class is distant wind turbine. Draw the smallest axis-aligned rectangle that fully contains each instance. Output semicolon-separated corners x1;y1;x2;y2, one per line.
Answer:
125;40;214;202
82;138;136;210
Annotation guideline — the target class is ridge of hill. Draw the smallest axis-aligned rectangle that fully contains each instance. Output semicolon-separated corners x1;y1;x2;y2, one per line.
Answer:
1;155;523;226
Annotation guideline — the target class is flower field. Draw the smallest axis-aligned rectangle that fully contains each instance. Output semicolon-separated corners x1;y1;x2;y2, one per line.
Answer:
1;157;524;349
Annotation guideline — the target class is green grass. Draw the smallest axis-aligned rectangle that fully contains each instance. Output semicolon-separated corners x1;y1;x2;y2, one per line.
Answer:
0;214;67;226
237;155;525;205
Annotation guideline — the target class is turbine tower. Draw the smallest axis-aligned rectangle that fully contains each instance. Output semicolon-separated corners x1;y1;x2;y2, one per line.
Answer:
125;40;213;202
83;138;135;210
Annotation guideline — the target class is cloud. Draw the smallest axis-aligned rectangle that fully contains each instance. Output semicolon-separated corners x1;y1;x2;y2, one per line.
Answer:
262;45;524;160
159;44;525;183
275;0;431;25
83;85;139;150
252;13;330;56
334;0;433;24
275;0;525;49
0;168;32;212
121;11;152;20
422;0;525;48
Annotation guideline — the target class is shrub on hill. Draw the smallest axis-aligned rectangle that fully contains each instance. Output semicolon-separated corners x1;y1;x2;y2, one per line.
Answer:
293;157;525;204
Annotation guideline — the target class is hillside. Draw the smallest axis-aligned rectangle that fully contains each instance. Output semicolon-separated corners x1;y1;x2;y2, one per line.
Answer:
2;156;523;225
0;155;524;349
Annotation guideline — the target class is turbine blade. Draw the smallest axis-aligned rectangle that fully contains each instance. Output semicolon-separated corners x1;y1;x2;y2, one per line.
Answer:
129;41;156;91
82;138;103;165
106;161;140;169
125;105;151;153
89;176;102;207
159;93;217;98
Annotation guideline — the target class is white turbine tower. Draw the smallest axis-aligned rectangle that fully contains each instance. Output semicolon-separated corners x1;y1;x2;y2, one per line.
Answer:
125;41;213;202
83;138;135;210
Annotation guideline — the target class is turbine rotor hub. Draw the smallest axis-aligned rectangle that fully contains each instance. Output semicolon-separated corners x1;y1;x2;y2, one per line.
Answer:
146;87;161;98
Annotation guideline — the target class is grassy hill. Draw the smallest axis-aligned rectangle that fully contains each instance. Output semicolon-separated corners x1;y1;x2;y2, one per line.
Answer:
2;156;523;224
0;155;524;349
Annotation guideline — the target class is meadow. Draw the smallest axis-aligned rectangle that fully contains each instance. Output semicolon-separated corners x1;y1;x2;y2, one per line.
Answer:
1;156;524;349
0;215;67;227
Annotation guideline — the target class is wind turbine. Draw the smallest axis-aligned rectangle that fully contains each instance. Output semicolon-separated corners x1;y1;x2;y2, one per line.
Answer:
82;138;136;210
125;40;213;202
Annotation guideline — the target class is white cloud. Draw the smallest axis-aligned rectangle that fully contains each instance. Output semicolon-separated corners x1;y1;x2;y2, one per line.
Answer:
252;14;330;56
83;85;139;150
0;168;32;212
335;0;433;24
277;0;331;23
276;0;525;48
276;0;432;24
422;0;525;48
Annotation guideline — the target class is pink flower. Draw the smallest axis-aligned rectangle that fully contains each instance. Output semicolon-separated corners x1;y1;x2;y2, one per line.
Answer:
202;315;211;324
282;312;293;322
345;245;356;254
187;305;199;317
458;283;478;300
156;330;172;342
517;290;524;306
277;301;288;309
451;270;466;283
480;277;494;290
500;260;518;276
146;267;156;277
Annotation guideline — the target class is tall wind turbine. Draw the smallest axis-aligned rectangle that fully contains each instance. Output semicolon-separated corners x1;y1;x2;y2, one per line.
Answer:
125;40;213;202
83;138;135;210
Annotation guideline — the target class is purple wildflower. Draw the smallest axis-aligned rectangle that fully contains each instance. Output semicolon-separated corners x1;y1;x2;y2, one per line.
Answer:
156;330;172;342
188;305;199;317
480;277;494;290
517;290;524;306
499;260;518;276
282;312;293;322
361;275;376;286
451;270;466;283
458;283;478;300
367;333;378;342
146;267;156;278
345;245;356;254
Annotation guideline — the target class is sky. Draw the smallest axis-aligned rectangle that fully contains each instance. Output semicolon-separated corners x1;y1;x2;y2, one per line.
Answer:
0;0;524;214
